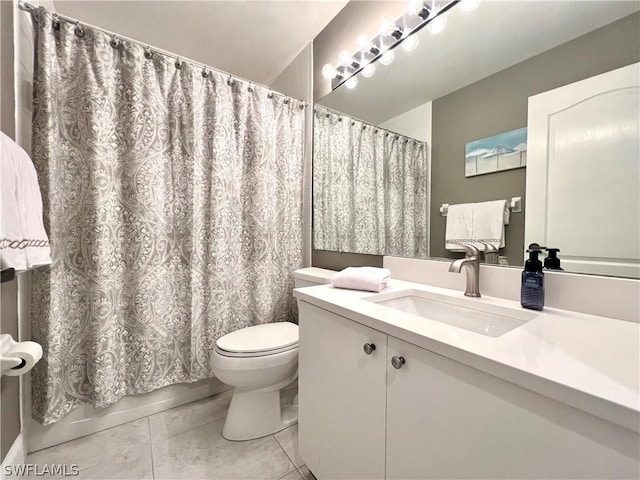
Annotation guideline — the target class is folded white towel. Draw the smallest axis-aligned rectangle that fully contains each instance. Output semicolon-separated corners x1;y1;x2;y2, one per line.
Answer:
331;267;391;292
0;132;52;271
445;200;509;251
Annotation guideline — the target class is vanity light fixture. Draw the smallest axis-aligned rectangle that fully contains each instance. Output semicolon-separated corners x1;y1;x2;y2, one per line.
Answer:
322;64;339;80
345;76;358;89
407;0;431;19
380;16;404;40
460;0;480;12
428;15;447;34
401;34;419;52
361;64;376;78
357;34;381;55
379;50;395;66
328;0;471;90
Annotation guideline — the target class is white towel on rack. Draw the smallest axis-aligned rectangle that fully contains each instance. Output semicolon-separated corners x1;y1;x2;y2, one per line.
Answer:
472;199;509;249
331;267;391;292
445;200;509;251
0;132;51;271
445;203;475;251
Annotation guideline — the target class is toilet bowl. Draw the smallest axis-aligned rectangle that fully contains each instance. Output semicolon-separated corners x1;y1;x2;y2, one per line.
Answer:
212;268;335;441
211;322;299;441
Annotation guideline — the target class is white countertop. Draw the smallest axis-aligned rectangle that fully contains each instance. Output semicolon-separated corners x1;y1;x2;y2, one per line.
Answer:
294;278;640;433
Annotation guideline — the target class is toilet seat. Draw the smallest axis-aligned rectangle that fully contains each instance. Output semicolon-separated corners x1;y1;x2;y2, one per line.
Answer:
215;322;299;358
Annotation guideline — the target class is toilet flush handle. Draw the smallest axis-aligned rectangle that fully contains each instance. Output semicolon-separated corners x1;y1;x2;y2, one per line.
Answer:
363;343;376;355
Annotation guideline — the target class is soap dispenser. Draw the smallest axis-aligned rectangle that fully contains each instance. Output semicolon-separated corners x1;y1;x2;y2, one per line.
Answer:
544;248;563;271
521;247;544;311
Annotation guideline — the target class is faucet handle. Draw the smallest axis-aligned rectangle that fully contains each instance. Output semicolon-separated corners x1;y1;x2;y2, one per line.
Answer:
479;242;498;254
455;243;480;257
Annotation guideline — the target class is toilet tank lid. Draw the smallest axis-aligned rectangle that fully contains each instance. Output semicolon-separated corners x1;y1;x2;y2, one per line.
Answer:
216;322;299;354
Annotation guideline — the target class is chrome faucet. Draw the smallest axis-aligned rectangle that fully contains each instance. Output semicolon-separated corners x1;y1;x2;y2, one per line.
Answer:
480;242;499;265
448;244;481;297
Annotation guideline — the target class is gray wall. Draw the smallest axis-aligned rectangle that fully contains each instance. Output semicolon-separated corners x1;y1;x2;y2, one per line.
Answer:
430;12;640;264
0;0;21;464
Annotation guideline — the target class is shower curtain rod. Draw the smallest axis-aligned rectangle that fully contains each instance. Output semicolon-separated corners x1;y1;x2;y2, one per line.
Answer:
316;105;427;144
17;0;307;107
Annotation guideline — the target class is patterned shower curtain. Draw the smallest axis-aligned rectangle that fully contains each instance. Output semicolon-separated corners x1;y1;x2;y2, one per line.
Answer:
313;106;428;258
30;10;305;425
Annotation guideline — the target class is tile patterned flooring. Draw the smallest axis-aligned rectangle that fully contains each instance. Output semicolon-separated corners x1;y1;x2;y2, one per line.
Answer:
20;390;315;480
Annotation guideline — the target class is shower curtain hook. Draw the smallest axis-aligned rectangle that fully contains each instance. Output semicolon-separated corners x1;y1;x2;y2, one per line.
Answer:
283;98;290;105
109;34;121;49
175;58;183;69
144;47;153;59
74;22;85;38
227;75;234;86
201;67;210;78
52;14;60;30
267;90;274;99
248;84;253;92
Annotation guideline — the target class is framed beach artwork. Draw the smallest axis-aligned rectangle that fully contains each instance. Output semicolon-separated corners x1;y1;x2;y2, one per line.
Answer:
465;127;527;177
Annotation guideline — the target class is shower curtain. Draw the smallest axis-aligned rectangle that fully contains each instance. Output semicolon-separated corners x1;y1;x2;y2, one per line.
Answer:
313;106;428;257
30;10;305;425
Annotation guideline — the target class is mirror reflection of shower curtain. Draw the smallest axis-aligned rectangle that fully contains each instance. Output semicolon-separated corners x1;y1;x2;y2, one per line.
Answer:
313;107;428;257
29;10;305;425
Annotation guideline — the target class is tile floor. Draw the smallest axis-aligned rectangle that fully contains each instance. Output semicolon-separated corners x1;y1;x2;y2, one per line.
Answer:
19;390;315;480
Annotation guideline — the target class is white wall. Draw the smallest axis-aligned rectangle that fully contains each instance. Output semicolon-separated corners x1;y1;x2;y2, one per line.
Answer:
271;44;314;267
379;101;432;144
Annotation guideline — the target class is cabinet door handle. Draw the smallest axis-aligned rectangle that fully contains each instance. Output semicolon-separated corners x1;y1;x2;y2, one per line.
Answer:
363;343;376;355
391;356;406;369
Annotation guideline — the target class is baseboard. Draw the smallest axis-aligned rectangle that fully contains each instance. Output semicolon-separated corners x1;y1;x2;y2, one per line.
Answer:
1;433;26;480
28;377;231;452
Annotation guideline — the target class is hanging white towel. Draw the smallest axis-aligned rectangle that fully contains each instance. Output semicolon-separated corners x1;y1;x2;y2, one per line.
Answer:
445;203;475;251
0;132;52;271
331;267;391;292
445;200;509;251
472;199;509;250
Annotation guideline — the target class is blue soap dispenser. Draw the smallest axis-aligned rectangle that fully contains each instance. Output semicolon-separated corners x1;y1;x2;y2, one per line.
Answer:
521;247;544;311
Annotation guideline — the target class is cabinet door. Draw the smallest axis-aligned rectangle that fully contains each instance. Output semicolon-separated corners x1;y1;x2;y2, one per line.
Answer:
386;336;639;479
298;301;387;480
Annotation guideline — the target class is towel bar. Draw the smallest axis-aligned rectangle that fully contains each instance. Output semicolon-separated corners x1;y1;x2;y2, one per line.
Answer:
440;197;521;217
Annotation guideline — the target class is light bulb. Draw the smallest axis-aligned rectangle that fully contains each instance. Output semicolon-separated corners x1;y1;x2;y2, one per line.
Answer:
379;50;395;66
460;0;480;12
428;15;447;34
357;34;371;51
407;0;430;19
361;64;375;78
402;35;419;52
380;16;402;39
322;64;337;80
345;76;358;89
338;49;353;66
380;16;396;36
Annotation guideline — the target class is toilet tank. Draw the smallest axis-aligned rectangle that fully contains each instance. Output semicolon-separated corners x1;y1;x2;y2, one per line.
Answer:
292;268;335;288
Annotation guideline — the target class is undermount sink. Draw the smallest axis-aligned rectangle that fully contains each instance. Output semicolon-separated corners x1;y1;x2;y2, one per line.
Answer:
366;289;538;337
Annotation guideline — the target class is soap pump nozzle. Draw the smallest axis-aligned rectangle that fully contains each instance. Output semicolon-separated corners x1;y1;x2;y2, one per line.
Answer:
544;248;563;270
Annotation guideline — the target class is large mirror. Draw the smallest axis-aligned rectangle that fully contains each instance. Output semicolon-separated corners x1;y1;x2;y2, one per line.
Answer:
313;1;640;277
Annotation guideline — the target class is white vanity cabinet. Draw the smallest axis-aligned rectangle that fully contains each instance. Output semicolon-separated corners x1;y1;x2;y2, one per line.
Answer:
298;300;388;479
298;300;640;480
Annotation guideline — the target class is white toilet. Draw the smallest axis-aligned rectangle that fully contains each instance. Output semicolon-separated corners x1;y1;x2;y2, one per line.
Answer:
211;268;334;441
